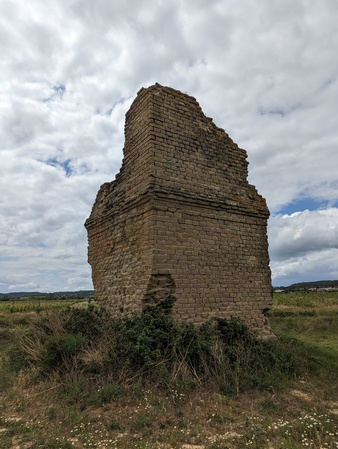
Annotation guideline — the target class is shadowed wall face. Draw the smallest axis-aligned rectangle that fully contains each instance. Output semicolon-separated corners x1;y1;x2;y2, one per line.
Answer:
85;84;273;338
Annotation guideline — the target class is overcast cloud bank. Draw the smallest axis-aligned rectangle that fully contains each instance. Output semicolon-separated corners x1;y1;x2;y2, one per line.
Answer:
1;0;338;292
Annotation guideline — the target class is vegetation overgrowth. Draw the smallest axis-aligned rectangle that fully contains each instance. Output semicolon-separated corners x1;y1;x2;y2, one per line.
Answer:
4;299;308;393
0;292;337;448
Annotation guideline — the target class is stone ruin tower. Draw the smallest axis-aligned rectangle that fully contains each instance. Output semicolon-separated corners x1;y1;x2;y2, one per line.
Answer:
85;84;273;337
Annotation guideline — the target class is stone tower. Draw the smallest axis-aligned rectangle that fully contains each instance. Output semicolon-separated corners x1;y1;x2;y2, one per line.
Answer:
85;84;273;337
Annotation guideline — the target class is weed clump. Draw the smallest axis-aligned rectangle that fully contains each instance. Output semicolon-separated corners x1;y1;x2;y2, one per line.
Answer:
8;299;310;395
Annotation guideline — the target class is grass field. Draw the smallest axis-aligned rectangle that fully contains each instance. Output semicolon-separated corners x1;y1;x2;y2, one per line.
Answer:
0;292;337;448
271;291;338;363
0;298;88;314
273;290;338;309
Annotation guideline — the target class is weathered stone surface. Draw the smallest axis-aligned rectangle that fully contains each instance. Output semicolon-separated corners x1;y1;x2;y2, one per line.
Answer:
85;84;273;337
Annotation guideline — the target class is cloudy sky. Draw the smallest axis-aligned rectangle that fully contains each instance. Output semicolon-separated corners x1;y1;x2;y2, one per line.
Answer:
1;0;338;293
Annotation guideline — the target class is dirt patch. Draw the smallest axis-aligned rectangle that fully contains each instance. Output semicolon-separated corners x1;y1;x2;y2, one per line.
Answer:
182;445;205;449
291;389;312;401
328;401;338;416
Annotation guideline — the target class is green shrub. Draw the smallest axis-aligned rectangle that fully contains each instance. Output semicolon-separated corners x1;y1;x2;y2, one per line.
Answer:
40;333;84;371
214;320;306;394
174;322;214;371
111;302;176;369
216;317;254;345
62;303;104;338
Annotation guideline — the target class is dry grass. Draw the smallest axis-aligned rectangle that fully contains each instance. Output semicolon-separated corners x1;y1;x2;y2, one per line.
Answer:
0;293;337;448
1;375;337;448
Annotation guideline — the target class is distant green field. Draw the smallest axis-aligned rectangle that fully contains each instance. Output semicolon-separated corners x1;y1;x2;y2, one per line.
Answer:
270;291;338;383
0;298;88;313
273;290;338;308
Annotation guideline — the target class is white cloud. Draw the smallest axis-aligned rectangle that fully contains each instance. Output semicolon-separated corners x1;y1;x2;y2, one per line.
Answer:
269;208;338;285
0;0;338;292
8;282;41;291
269;208;338;259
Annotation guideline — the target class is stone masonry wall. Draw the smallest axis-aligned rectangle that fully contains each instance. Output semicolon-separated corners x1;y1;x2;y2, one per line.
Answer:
85;84;273;337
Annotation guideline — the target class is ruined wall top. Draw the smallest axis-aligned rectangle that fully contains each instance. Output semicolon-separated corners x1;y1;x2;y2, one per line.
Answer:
119;83;268;218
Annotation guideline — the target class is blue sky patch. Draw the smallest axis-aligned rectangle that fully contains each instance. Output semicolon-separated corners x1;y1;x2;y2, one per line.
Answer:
46;158;73;177
278;197;330;215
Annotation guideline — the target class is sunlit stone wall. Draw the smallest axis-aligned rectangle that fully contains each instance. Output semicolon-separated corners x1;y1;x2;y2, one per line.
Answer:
85;84;273;338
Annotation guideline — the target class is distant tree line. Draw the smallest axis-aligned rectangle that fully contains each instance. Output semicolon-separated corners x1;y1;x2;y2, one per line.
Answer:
274;280;338;292
0;290;95;300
